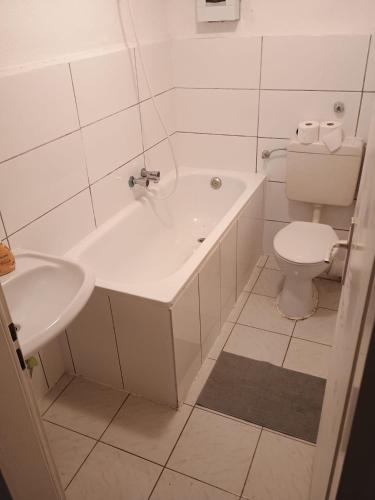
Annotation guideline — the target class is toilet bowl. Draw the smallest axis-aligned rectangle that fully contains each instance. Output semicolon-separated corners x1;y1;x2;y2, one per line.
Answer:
273;221;338;319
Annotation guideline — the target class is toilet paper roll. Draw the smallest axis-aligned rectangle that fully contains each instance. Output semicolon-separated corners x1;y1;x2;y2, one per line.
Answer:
319;121;343;142
297;121;320;144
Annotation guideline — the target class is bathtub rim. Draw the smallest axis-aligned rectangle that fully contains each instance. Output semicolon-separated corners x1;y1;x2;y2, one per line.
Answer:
66;166;265;306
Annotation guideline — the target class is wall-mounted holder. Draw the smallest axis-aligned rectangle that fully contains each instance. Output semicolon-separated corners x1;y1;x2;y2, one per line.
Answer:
334;101;345;113
261;147;287;159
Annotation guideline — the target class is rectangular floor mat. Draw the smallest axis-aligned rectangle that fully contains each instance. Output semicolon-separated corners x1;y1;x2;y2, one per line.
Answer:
197;352;326;443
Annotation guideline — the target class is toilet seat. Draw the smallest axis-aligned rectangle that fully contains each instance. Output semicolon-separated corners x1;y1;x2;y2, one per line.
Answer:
274;221;338;265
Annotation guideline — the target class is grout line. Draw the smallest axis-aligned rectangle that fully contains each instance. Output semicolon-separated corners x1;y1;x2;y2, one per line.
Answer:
234;321;291;339
107;295;126;390
239;427;263;499
290;334;333;349
195;405;262;431
176;86;363;94
281;320;298;367
7;186;90;238
43;417;97;442
0;210;9;241
355;34;372;136
175;130;257;139
255;37;263;174
0;129;81;166
64;330;77;374
37;352;50;390
68;63;81;128
41;374;75;417
262;426;317;447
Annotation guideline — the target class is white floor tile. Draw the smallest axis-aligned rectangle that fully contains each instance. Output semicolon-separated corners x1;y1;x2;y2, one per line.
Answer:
224;324;290;366
239;294;295;336
168;408;260;495
39;373;74;415
44;422;95;489
151;469;238;500
44;377;127;439
283;338;331;379
264;255;280;270
252;268;284;298
66;442;161;500
207;322;235;360
294;308;338;346
315;278;342;310
227;291;250;323
184;358;216;406
243;430;315;500
101;396;192;465
244;266;262;292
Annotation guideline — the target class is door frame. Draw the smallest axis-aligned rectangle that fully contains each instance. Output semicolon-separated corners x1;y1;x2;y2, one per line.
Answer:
0;284;65;500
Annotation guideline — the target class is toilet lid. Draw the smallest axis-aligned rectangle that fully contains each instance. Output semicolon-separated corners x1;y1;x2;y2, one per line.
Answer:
274;222;339;264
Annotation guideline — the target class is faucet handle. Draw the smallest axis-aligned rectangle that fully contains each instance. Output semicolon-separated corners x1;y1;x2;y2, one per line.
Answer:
141;168;160;180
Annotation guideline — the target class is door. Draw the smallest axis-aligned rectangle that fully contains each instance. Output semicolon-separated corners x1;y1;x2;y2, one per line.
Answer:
0;284;65;500
310;103;375;500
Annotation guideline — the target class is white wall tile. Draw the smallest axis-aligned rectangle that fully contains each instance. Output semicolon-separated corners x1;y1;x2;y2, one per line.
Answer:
220;225;237;324
67;289;124;390
136;41;173;101
39;336;67;388
364;36;375;91
199;246;221;359
175;88;259;136
265;181;313;223
140;90;176;150
262;35;369;91
259;90;361;139
70;49;138;126
357;92;375;141
81;105;143;183
171;276;202;402
174;133;257;172
91;156;145;227
144;138;176;178
257;138;288;180
173;37;261;89
9;190;95;255
263;220;288;255
0;64;79;162
0;133;88;235
321;203;355;231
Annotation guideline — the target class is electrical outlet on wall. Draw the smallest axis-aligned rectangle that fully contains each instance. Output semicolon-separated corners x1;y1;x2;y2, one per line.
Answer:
197;0;240;22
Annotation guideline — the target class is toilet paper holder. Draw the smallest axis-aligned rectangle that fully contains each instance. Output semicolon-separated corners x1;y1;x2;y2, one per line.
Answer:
261;147;287;159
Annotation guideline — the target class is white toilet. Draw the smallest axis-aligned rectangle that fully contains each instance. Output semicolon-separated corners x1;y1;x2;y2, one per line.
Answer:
273;138;363;319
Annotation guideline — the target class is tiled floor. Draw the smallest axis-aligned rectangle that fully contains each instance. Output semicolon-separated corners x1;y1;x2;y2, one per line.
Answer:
40;255;342;499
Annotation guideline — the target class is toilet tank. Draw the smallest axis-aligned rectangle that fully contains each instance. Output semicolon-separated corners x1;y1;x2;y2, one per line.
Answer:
286;138;363;206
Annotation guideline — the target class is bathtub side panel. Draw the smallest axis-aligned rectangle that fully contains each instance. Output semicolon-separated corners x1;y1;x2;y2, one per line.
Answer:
199;245;221;359
110;292;178;408
66;288;124;390
220;224;237;325
236;182;265;296
171;276;202;404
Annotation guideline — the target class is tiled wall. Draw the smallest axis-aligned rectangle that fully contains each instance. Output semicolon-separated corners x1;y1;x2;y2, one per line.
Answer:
172;34;375;253
0;41;174;398
1;33;375;396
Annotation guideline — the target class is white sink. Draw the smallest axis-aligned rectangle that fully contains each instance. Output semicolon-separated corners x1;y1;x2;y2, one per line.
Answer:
0;250;95;357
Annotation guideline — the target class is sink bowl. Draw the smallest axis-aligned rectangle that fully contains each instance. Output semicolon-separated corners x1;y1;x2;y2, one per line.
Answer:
0;250;95;357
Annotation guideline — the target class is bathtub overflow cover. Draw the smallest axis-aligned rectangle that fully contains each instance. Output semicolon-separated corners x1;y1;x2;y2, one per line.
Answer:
198;238;206;243
211;177;222;190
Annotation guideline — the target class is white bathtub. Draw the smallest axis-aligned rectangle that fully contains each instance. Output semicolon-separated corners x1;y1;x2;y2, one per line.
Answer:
67;167;265;407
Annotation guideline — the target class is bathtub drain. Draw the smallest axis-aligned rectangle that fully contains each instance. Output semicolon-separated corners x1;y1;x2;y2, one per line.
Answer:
198;238;206;243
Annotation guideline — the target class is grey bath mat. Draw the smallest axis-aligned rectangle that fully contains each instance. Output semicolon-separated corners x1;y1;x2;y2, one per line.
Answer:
197;352;326;443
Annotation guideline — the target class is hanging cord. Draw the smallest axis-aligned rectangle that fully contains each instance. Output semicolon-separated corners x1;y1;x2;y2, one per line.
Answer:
116;0;179;200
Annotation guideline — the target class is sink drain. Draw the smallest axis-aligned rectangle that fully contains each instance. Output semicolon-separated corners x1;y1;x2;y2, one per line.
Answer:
198;238;206;243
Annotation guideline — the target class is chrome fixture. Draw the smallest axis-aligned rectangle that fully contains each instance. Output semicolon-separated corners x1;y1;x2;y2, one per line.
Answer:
262;148;287;159
334;101;345;114
210;177;222;190
141;168;161;184
324;240;349;264
128;167;161;188
128;176;150;188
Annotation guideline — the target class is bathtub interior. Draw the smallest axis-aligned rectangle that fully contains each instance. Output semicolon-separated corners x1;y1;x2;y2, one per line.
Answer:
62;177;265;408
